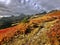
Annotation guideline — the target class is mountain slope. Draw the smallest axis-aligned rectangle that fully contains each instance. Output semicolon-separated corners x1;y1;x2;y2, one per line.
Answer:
0;10;60;45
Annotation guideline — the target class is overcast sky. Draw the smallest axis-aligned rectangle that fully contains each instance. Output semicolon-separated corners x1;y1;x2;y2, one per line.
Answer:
0;0;60;16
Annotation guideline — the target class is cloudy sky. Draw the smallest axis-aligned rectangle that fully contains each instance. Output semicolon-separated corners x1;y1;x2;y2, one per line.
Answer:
0;0;60;16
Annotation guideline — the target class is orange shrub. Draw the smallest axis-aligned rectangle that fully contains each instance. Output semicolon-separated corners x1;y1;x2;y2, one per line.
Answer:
47;21;60;45
0;23;28;44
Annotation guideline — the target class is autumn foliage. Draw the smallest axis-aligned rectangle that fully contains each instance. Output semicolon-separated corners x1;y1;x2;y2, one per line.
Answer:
46;10;60;45
29;10;60;45
0;23;28;44
29;10;60;25
0;10;60;45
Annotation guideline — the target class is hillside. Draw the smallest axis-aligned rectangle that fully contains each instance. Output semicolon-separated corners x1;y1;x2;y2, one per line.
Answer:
0;10;60;45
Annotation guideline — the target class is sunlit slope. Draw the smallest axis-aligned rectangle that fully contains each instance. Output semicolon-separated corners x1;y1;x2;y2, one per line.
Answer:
0;23;28;44
0;10;60;45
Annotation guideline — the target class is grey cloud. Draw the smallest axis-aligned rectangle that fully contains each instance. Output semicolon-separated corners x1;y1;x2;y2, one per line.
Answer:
0;0;60;16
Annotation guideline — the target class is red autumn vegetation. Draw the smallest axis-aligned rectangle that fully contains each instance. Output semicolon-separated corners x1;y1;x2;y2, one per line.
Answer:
0;23;28;44
46;10;60;45
0;10;60;45
29;10;60;25
29;10;60;45
47;21;60;45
